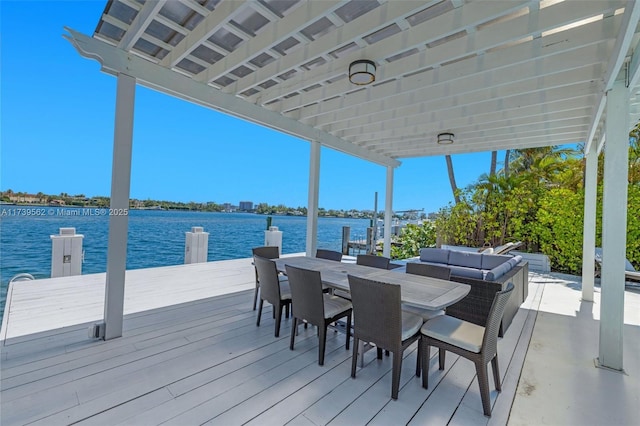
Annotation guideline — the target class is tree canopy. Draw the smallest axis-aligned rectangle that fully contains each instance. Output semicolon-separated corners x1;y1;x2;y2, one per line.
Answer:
393;125;640;274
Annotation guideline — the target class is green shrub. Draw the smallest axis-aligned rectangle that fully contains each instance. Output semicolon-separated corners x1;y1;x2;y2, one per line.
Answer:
390;222;436;259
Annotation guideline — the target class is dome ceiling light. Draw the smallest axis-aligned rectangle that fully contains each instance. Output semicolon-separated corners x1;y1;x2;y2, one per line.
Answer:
349;60;376;85
437;132;455;145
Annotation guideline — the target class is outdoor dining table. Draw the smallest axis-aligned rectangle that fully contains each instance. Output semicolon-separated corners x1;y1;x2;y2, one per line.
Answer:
274;256;471;310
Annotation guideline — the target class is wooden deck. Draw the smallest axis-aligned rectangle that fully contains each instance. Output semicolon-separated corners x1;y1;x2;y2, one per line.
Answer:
0;257;536;425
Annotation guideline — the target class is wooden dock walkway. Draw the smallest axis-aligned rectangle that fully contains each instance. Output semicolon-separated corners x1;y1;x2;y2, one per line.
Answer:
2;257;637;425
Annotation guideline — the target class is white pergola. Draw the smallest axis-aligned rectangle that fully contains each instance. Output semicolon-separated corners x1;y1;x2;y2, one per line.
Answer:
66;0;640;372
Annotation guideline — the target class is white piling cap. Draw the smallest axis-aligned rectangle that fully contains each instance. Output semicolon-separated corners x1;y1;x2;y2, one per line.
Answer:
59;228;76;235
191;226;204;233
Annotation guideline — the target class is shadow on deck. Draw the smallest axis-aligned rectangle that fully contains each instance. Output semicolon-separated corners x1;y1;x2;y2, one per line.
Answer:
0;284;537;425
3;264;638;425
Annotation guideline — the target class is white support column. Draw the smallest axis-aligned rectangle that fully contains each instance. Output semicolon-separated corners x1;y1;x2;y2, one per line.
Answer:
598;81;629;371
581;142;598;302
306;141;320;257
383;166;394;258
103;73;136;340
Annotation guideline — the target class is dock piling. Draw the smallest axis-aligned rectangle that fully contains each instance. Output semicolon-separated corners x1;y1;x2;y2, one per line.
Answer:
50;227;83;278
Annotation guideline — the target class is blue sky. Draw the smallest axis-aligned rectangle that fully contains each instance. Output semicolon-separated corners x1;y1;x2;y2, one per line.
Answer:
1;1;500;213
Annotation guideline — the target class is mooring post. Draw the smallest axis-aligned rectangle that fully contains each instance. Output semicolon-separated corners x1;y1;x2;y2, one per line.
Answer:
50;227;84;278
342;226;350;255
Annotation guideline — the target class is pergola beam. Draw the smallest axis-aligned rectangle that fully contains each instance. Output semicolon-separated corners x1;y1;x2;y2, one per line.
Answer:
373;127;587;153
159;1;245;68
273;0;618;113
585;0;640;153
628;45;640;90
337;81;598;143
393;134;585;158
333;63;604;139
300;16;619;125
238;0;444;98
196;1;342;84
348;113;592;145
117;0;166;50
64;28;399;168
339;98;594;141
259;0;534;107
361;119;589;149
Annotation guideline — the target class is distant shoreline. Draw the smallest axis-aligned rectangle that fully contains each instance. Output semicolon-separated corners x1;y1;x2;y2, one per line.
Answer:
0;205;371;220
0;191;380;219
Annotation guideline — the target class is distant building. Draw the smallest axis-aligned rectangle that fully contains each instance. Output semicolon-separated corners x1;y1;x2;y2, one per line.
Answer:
239;201;253;211
9;193;41;203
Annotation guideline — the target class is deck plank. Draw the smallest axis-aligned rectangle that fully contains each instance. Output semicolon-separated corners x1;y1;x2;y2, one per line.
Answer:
1;303;248;382
488;278;544;426
122;330;328;425
408;355;476;425
201;342;353;425
74;388;175;426
0;258;546;426
367;350;460;426
1;310;259;400
289;348;413;425
163;334;349;425
327;347;426;425
5;310;284;424
1;289;250;365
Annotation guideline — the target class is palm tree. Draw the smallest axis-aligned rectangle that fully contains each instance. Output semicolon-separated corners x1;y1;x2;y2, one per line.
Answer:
445;155;460;204
504;150;511;177
508;146;578;186
490;151;497;176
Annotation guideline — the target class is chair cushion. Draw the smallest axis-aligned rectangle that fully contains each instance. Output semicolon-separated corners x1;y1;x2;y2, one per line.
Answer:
507;255;522;268
421;315;484;353
481;254;511;270
323;295;352;318
448;265;484;279
333;289;351;300
402;305;445;321
279;281;291;300
414;261;445;268
485;261;512;281
420;248;450;264
448;251;483;268
401;311;424;341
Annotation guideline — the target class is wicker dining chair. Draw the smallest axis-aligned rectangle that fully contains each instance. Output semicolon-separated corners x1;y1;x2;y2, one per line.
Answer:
347;274;423;400
251;246;281;311
356;254;390;269
285;265;352;365
335;255;392;301
403;263;452;322
254;255;292;338
316;249;343;262
420;283;514;416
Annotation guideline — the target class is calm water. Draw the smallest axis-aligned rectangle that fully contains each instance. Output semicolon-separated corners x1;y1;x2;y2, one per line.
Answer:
0;208;370;320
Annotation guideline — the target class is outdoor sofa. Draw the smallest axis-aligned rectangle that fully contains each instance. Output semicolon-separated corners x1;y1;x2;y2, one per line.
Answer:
409;247;529;336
